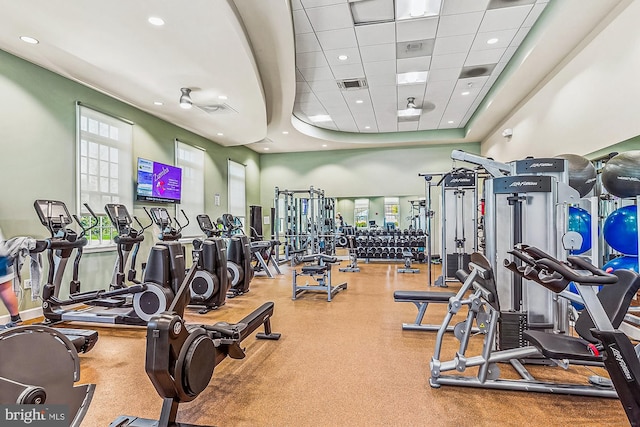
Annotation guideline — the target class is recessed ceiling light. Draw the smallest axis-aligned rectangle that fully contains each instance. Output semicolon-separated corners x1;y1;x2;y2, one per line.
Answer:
365;126;371;129
487;38;499;45
322;144;328;148
355;100;364;104
461;91;470;96
338;55;348;61
217;132;224;136
154;101;164;106
148;16;165;26
282;131;289;135
447;120;454;124
264;147;270;151
309;115;332;123
397;71;428;85
20;36;39;44
218;95;228;100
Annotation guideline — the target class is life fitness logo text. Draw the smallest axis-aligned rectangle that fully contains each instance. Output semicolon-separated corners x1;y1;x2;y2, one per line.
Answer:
509;181;538;187
610;345;634;381
528;163;554;168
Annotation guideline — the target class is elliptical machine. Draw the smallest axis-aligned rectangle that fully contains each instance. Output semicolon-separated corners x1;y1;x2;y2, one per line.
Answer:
111;245;281;427
199;213;253;298
148;208;230;313
35;200;187;326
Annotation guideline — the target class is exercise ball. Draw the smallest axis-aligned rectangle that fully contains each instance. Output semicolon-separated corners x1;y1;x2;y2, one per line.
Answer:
602;255;639;273
603;205;638;255
555;154;597;197
601;150;640;198
567;206;591;255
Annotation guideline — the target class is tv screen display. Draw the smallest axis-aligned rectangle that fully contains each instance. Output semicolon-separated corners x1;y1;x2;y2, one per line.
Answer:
136;158;182;203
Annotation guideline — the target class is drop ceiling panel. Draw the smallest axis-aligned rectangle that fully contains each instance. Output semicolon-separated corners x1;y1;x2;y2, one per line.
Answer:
350;0;395;24
324;47;361;65
296;69;305;82
296;82;312;94
425;80;457;98
306;3;353;32
292;0;304;10
308;79;341;92
295;33;322;53
363;60;396;76
479;5;533;32
396;17;438;42
301;0;346;8
433;34;475;55
331;62;365;79
342;90;372;104
315;91;348;106
428;67;462;82
354;22;396;46
397;56;431;73
464;48;505;66
293;10;314;34
470;29;518;51
512;27;531;46
316;28;358;50
442;0;490;15
299;66;335;81
297;91;320;104
366;73;397;87
431;52;467;69
437;12;484;37
398;122;419;131
360;43;396;62
297;51;329;68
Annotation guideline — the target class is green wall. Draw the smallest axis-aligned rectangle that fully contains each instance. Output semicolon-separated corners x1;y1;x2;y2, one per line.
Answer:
0;49;260;314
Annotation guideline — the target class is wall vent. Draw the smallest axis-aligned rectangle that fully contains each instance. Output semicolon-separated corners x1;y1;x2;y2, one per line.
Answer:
336;79;368;90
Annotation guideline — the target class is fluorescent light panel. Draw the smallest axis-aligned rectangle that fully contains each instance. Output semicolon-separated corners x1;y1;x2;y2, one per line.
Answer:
396;0;442;21
397;71;428;85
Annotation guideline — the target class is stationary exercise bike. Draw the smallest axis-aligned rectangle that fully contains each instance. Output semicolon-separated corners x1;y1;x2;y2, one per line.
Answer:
148;208;230;314
111;245;281;427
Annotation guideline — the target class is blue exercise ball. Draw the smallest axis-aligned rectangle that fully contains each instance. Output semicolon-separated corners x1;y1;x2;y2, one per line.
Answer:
568;206;591;255
603;205;638;255
602;255;639;273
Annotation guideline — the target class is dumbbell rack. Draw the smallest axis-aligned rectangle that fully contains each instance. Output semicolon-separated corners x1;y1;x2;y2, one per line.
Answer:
355;229;426;262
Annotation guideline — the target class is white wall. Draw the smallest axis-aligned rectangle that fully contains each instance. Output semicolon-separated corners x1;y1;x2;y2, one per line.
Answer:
482;1;640;161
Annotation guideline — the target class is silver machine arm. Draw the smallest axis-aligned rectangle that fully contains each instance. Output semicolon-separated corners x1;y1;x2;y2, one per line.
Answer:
451;150;511;178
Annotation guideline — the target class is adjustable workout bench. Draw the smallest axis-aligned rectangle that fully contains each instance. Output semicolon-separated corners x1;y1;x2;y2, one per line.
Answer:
292;254;347;301
397;249;419;274
394;263;479;331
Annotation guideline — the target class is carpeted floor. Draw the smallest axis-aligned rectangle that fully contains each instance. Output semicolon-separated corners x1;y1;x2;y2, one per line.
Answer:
72;259;630;426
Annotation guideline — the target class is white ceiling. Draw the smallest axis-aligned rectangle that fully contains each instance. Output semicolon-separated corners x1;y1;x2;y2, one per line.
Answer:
0;0;629;153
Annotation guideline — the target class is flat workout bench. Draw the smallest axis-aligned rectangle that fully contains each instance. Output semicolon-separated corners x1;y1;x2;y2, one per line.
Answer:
292;254;347;301
394;268;479;331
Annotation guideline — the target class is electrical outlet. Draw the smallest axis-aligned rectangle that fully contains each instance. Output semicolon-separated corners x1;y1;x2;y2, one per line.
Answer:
24;279;31;289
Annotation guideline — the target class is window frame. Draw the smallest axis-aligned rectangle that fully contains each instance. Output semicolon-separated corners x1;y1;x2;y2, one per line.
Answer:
175;140;206;239
75;103;133;250
227;159;246;225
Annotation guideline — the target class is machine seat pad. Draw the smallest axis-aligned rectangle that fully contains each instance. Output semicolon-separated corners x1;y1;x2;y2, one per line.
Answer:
523;330;601;362
393;290;455;302
301;265;328;274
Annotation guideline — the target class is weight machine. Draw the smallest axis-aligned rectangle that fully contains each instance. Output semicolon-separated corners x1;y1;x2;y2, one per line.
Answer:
274;186;336;263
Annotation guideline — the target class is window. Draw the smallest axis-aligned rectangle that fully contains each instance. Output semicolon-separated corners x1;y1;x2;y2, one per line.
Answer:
354;199;369;228
77;104;133;246
384;197;400;227
228;159;246;225
176;140;205;238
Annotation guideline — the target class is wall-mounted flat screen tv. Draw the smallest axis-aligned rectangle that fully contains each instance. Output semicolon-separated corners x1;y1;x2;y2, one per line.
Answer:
136;158;182;203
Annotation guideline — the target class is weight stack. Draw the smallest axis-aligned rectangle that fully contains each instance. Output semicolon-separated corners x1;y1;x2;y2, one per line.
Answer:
446;253;471;277
250;205;262;241
498;311;528;350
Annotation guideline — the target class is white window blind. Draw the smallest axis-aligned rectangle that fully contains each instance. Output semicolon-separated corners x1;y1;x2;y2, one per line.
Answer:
228;160;246;222
77;104;133;246
384;197;400;226
354;198;369;228
175;140;205;238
